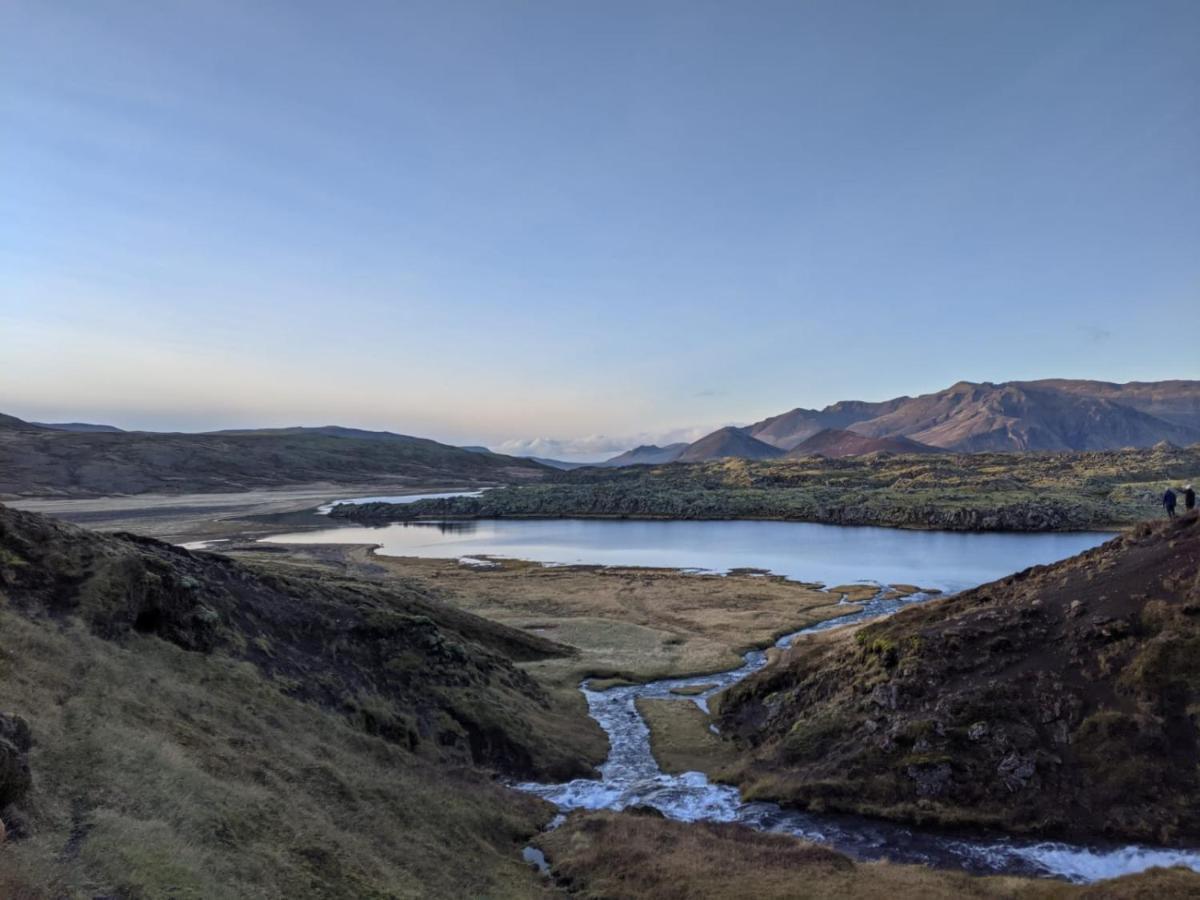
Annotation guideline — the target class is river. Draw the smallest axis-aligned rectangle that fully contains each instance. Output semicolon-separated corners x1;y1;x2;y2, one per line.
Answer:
259;512;1199;882
513;589;1200;883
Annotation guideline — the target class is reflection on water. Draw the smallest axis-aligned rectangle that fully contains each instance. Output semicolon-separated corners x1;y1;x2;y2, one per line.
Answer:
391;520;481;535
263;516;1111;593
315;490;483;515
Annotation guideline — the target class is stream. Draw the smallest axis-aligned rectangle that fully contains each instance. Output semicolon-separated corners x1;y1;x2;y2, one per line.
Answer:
514;588;1200;884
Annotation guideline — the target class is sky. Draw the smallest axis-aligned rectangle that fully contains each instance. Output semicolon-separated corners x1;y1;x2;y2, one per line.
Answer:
2;0;1197;460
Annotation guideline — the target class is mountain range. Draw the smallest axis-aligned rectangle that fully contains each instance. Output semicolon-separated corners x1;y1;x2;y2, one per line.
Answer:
600;379;1200;464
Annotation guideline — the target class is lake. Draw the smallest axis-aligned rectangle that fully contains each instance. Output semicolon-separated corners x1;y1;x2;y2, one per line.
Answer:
261;517;1110;593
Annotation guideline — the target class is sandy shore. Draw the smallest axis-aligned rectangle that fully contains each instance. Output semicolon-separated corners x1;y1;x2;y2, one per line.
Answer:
3;483;474;543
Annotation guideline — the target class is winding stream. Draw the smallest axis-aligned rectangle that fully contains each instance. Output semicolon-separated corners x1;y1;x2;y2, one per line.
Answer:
263;508;1199;882
514;589;1200;883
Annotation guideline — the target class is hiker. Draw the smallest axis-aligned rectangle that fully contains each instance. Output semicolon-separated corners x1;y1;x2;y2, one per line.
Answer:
1186;483;1196;512
1163;487;1177;518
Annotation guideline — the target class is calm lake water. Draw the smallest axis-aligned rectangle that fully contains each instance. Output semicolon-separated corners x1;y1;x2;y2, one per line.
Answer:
262;517;1110;593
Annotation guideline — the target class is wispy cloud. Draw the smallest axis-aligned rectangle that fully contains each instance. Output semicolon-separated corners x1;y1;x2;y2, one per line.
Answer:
1079;325;1112;343
494;425;722;461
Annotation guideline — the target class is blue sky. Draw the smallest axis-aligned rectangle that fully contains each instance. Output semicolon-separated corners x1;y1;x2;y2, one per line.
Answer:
2;0;1197;458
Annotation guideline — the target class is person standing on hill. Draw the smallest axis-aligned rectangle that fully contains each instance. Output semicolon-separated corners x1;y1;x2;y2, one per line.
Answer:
1163;487;1178;518
1186;483;1196;512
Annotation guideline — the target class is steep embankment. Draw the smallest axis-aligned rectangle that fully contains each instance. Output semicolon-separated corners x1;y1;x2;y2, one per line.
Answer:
0;416;548;498
0;504;602;896
332;446;1200;532
714;513;1200;844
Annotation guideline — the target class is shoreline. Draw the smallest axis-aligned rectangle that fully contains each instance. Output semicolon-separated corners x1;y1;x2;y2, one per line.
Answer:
328;508;1131;535
0;482;480;544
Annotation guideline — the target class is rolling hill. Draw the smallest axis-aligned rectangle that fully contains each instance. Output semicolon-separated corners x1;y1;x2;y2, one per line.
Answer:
675;427;785;462
32;421;126;433
0;414;549;498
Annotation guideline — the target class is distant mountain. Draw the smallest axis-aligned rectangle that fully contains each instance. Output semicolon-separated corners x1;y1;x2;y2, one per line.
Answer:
676;427;785;462
744;380;1200;455
786;428;936;458
749;399;908;450
600;443;689;467
527;457;592;470
0;414;44;431
458;445;589;470
1026;379;1200;431
848;381;1200;452
0;414;550;498
212;425;422;441
33;422;125;433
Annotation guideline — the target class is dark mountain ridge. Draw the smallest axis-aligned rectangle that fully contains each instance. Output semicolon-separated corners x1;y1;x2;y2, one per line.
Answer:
0;414;549;498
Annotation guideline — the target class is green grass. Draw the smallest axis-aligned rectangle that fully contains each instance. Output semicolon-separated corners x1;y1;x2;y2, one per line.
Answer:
334;445;1200;531
0;609;556;899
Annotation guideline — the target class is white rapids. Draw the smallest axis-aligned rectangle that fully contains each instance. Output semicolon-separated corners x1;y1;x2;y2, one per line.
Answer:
515;589;1200;883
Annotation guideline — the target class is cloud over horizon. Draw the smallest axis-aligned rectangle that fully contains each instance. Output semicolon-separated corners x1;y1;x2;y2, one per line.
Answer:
493;425;733;462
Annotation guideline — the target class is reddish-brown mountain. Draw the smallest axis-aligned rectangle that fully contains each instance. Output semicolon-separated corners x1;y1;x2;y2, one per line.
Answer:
786;428;937;458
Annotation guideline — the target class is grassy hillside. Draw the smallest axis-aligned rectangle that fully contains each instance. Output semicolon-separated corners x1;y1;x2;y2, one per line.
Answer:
0;504;603;897
713;512;1200;844
534;811;1200;899
332;445;1200;531
0;417;547;498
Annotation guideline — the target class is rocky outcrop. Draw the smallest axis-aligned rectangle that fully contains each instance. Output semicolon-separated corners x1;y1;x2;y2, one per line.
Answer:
0;415;548;498
715;513;1200;844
